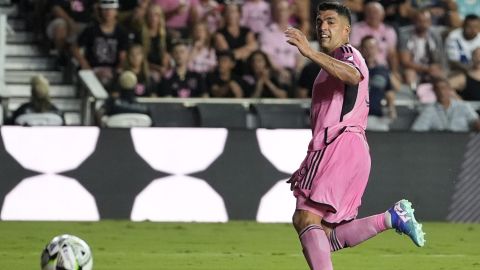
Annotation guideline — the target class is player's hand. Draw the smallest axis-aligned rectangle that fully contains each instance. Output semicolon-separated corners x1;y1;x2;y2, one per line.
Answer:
285;27;313;59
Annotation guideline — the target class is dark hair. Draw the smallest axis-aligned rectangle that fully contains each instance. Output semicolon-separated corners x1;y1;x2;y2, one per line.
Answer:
247;50;273;72
464;14;480;26
170;40;189;52
432;77;449;87
216;50;235;61
223;2;241;16
317;2;352;25
414;8;431;17
360;35;376;47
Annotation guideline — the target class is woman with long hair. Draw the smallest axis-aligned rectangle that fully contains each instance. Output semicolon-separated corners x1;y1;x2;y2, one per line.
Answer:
124;44;155;97
244;50;288;98
188;22;217;75
140;3;171;82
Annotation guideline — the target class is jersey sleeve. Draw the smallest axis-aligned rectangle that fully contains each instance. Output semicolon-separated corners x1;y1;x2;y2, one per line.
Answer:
335;45;366;80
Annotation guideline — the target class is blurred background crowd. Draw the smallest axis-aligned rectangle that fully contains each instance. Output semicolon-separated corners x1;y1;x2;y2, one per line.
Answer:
4;0;480;131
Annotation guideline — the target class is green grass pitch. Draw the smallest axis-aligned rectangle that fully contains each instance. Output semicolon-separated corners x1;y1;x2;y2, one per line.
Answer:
0;221;479;269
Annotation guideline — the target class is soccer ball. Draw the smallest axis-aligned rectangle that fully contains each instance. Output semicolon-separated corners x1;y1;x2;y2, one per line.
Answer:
40;234;93;270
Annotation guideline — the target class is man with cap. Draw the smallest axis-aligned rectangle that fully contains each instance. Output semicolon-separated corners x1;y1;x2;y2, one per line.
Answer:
71;0;129;90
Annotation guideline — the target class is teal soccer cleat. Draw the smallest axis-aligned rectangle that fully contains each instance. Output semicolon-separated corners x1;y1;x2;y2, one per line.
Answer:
388;199;426;247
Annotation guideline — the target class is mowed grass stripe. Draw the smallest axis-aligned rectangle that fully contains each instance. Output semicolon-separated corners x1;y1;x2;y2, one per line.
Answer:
0;221;478;270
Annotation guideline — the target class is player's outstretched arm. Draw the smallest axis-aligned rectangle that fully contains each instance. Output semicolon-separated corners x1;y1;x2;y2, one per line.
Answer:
285;27;361;86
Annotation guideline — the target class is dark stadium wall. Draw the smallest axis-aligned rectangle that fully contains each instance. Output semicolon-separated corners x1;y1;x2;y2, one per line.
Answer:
361;132;468;221
0;127;475;222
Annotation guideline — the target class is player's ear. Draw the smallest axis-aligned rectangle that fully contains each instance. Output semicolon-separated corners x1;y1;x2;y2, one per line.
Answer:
346;24;351;35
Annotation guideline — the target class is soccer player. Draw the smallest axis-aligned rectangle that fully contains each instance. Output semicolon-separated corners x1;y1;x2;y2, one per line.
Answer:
284;3;426;270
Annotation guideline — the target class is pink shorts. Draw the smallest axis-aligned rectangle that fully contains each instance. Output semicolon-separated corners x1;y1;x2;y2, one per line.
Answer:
292;131;371;224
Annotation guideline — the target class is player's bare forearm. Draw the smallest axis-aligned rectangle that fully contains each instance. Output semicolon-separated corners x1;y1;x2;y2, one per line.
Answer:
285;27;361;85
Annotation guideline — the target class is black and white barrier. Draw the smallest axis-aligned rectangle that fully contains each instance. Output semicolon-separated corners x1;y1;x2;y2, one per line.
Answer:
0;127;476;222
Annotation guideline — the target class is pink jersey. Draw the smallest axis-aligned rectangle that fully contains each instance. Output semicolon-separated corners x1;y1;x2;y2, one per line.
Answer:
308;44;369;151
153;0;198;29
240;0;271;33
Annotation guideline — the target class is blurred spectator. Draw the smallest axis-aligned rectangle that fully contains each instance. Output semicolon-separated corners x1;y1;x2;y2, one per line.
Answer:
123;44;156;97
411;77;480;132
241;0;271;34
188;22;217;75
445;14;480;73
119;0;146;12
285;0;311;36
158;42;208;97
206;51;245;98
119;0;150;43
360;36;396;131
398;9;445;91
138;3;171;83
215;3;258;76
46;0;94;65
259;0;303;89
31;0;50;42
244;50;289;98
195;0;222;33
449;47;480;101
10;75;64;125
411;0;461;28
100;71;150;117
296;61;320;98
350;2;400;81
380;0;414;30
71;0;129;90
152;0;199;39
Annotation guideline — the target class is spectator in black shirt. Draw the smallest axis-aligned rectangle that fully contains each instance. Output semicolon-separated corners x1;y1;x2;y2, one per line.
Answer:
158;42;207;97
296;61;320;98
244;50;288;98
47;0;95;64
140;3;171;83
207;50;244;98
214;3;258;76
71;0;129;90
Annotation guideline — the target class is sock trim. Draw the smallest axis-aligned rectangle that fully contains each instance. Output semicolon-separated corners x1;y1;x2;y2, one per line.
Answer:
299;224;323;238
329;229;343;251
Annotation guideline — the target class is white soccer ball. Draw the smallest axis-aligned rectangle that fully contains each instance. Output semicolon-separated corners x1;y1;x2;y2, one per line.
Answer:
40;234;93;270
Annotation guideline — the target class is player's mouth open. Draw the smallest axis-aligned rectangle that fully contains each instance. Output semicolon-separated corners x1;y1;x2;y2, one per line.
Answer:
319;33;330;40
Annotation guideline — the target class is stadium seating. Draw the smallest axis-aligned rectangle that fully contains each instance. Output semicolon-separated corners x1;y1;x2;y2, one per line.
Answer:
14;112;63;126
103;113;153;128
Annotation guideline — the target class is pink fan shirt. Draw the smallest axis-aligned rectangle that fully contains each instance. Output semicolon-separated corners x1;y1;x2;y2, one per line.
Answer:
153;0;198;29
240;0;271;33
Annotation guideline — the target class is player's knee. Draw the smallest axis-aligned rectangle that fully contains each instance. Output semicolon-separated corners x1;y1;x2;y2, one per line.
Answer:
292;210;322;234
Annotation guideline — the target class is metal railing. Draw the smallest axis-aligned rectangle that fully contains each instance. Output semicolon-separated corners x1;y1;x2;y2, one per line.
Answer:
136;97;312;108
77;70;108;125
0;14;7;124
